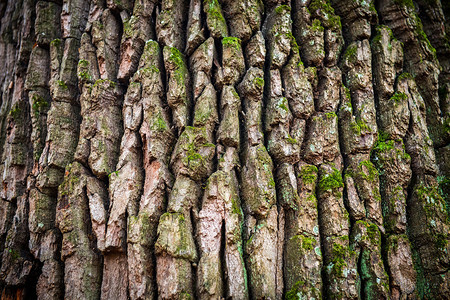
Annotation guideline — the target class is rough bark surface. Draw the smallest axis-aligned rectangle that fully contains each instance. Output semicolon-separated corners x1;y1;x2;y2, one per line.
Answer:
0;0;449;299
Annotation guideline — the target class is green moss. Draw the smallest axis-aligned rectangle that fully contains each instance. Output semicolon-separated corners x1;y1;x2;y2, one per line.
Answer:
144;40;159;53
393;0;414;8
275;4;291;14
195;109;212;126
78;71;92;81
129;82;141;89
437;175;450;216
350;118;370;136
231;88;239;99
307;194;317;204
359;119;371;131
398;72;413;81
372;25;395;46
389;235;400;252
93;78;117;89
286;135;297;144
309;0;331;15
59;166;81;197
32;94;48;115
138;66;160;75
343;44;358;62
373;130;390;146
369;1;377;14
231;197;242;215
286;31;300;54
402;149;411;161
298;165;318;184
57;80;68;89
416;183;447;220
300;235;315;251
328;14;341;30
372;136;410;164
203;0;228;37
181;128;213;169
169;47;184;68
50;38;61;48
222;36;241;49
309;0;341;29
319;167;344;197
417;27;436;55
153;114;167;131
180;292;192;300
78;59;89;67
9;104;21;119
360;248;390;297
311;19;324;32
358;160;378;183
285;280;306;300
390;92;407;104
290;234;317;259
256;146;274;184
330;242;348;277
412;14;437;56
269;177;276;188
278;97;289;112
187;150;202;162
123;16;136;37
367;223;380;243
342;84;351;101
108;170;119;178
168;47;187;87
443;116;450;135
325;112;337;119
254;77;264;88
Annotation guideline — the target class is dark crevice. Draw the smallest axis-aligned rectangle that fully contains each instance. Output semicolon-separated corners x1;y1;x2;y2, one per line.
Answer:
318;228;328;300
149;245;158;299
158;41;172;131
356;248;365;299
189;206;199;299
83;183;104;298
151;3;159;42
25;256;41;300
83;186;100;255
403;92;425;291
219;220;227;298
280;209;290;298
368;20;394;288
180;0;191;52
261;34;271;153
198;0;210;45
217;0;231;38
260;4;286;296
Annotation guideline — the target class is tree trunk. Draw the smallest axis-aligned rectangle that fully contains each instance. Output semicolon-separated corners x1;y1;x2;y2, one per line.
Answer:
0;0;449;299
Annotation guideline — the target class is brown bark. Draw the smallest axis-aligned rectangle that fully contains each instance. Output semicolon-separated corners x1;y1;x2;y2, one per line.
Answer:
0;0;449;299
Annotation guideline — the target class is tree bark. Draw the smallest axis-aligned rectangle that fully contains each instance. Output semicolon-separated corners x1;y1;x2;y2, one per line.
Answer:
0;0;449;299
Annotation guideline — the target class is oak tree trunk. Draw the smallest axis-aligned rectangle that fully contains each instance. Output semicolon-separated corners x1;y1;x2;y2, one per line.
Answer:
0;0;449;299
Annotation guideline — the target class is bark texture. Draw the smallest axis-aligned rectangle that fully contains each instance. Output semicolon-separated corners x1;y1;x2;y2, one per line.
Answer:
0;0;449;299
